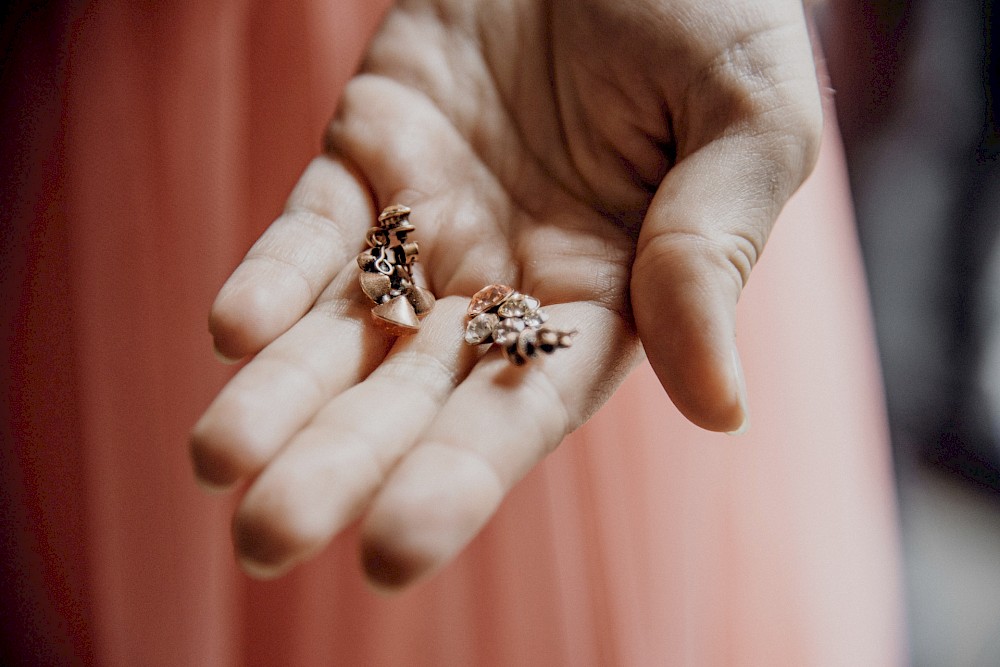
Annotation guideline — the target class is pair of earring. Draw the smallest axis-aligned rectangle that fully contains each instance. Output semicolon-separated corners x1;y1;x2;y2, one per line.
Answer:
356;205;576;365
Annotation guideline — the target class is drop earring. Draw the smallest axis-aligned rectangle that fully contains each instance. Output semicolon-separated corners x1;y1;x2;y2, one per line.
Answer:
464;284;576;365
356;204;435;335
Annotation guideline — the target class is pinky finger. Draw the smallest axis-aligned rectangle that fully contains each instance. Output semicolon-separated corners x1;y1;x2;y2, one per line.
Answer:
210;154;374;360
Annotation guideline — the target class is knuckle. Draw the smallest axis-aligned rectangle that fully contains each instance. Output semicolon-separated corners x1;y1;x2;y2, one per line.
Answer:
521;371;574;451
377;349;462;400
724;229;763;289
638;227;762;296
689;21;823;185
636;228;716;283
322;74;378;155
760;93;823;185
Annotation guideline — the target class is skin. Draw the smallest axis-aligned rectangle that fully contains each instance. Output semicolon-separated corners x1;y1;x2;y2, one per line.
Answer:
190;0;823;589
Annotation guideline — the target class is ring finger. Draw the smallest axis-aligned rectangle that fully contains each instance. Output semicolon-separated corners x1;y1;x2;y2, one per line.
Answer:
191;264;394;489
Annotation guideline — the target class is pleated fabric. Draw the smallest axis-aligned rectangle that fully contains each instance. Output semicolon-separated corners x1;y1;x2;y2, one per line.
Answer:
2;1;907;664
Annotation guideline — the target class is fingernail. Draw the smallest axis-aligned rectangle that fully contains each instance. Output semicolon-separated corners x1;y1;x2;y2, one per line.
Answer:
726;346;750;436
361;542;414;592
237;556;284;580
194;474;234;494
189;425;240;493
213;345;242;365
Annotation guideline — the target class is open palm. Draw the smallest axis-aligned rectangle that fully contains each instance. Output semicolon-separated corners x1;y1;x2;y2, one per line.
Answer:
192;0;822;587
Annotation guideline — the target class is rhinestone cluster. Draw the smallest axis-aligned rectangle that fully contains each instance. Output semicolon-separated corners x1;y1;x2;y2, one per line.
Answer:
464;284;576;366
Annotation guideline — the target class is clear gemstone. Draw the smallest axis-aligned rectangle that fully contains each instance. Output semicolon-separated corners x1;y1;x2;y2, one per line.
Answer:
498;293;542;318
467;284;515;317
493;328;515;346
464;313;499;345
498;317;525;333
498;300;525;318
524;309;549;328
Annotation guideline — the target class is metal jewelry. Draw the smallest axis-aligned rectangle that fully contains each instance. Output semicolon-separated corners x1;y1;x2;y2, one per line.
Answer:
464;284;576;366
356;204;435;335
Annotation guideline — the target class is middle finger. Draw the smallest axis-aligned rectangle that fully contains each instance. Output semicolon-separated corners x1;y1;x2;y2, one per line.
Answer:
230;297;479;577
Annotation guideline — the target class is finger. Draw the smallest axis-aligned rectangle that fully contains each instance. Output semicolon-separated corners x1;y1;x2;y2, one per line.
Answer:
230;298;479;578
359;303;642;589
632;22;823;433
210;154;375;360
327;74;520;294
191;266;391;490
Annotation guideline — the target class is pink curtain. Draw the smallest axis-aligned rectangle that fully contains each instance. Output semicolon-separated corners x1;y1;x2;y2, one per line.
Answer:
1;1;906;664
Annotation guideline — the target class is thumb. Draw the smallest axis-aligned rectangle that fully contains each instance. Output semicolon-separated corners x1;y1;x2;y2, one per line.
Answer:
632;110;822;433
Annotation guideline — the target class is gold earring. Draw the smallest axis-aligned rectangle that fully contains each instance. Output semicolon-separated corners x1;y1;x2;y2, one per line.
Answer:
356;204;435;335
464;284;576;365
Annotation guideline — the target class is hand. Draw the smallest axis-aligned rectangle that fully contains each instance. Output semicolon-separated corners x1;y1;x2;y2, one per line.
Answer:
191;0;822;588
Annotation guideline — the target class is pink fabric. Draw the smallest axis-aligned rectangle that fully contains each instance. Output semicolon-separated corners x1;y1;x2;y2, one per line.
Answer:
3;1;906;664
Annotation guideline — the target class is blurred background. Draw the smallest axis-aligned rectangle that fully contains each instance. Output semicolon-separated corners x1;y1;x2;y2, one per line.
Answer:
823;0;1000;663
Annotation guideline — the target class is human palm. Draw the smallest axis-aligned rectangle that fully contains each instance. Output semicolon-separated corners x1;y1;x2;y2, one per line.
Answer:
192;0;822;587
